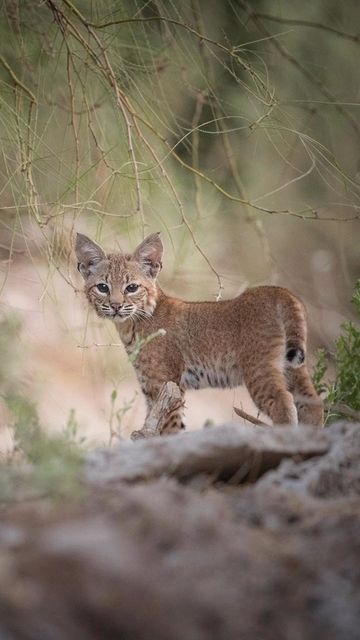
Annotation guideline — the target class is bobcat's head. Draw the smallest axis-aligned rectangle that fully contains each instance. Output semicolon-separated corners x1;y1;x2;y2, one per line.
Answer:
75;232;163;323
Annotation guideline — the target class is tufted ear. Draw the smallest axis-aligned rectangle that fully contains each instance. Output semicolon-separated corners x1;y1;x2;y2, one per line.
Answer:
132;232;163;279
75;233;106;279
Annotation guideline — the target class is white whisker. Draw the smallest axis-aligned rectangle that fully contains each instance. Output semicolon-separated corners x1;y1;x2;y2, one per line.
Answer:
135;308;153;318
133;309;152;323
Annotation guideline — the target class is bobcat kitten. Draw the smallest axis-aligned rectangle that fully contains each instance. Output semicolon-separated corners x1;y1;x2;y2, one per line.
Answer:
76;232;323;435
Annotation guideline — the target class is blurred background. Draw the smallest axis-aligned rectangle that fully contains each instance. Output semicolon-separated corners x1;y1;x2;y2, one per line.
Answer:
0;0;359;450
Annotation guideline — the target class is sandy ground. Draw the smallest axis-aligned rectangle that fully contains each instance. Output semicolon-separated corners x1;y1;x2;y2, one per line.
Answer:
0;257;259;452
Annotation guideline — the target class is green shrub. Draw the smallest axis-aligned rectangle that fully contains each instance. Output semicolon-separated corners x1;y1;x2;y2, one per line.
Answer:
0;312;85;500
1;391;85;501
313;280;360;423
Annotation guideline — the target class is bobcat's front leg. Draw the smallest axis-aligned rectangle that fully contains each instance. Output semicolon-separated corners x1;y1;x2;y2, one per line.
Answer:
131;381;185;440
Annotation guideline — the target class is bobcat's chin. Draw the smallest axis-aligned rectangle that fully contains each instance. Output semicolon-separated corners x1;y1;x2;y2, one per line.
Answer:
112;314;133;324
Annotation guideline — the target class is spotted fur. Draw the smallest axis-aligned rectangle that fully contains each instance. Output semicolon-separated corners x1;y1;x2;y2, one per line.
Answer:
76;233;324;435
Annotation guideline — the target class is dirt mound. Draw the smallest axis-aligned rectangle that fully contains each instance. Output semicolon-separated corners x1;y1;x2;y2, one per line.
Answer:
0;422;359;640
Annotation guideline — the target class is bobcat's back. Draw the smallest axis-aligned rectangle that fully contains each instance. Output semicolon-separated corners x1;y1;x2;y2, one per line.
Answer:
75;232;324;432
171;286;307;392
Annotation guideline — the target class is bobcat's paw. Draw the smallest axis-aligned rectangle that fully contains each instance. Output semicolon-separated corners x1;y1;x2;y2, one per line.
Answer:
131;428;157;441
130;429;146;441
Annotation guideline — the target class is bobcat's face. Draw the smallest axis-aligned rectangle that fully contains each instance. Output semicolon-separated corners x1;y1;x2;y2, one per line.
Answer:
86;255;158;323
75;232;163;324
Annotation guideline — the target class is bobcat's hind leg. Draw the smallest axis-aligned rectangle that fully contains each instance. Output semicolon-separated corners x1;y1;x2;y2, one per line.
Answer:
286;365;324;427
244;363;298;426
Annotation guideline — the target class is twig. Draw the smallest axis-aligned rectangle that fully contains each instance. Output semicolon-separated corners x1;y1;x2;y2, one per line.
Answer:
66;49;80;203
233;406;271;428
0;54;37;103
44;1;360;225
61;4;274;105
56;0;145;227
237;0;360;140
128;329;166;363
131;116;225;299
253;13;360;45
331;403;360;422
77;342;124;349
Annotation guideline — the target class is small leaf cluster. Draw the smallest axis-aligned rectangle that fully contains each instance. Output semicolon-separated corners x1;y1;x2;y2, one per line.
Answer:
313;280;360;423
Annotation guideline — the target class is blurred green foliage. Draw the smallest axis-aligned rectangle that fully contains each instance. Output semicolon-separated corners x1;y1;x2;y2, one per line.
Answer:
0;314;85;501
0;315;22;391
5;392;84;499
0;0;359;273
313;281;360;423
108;387;138;445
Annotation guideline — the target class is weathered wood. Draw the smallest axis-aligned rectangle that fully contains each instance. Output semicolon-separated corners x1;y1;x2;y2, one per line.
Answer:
130;381;184;440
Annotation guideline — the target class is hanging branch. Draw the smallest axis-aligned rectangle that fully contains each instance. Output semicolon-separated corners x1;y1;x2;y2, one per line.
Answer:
237;0;360;140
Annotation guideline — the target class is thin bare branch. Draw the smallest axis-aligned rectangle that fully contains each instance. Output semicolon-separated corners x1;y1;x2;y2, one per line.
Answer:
253;13;360;45
331;403;360;421
233;406;271;427
237;0;360;140
0;55;37;103
61;2;274;105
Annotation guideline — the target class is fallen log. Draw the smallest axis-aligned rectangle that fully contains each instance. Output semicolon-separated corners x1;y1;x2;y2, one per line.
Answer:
85;422;329;486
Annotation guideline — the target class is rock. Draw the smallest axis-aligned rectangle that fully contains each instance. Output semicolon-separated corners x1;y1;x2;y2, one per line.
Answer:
85;422;329;485
0;422;358;640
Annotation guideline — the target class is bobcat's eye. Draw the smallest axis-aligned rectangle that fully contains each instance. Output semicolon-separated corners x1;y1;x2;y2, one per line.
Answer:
97;283;110;294
125;283;139;293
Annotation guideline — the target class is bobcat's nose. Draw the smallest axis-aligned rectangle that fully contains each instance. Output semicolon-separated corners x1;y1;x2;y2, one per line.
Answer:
110;302;123;313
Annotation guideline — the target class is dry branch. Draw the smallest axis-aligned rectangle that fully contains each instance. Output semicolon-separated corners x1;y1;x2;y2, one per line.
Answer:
0;55;37;103
233;406;271;427
331;403;360;422
238;0;360;140
130;381;184;440
253;13;360;45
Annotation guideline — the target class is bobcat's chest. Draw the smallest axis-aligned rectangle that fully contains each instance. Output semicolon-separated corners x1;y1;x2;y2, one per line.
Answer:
181;360;242;390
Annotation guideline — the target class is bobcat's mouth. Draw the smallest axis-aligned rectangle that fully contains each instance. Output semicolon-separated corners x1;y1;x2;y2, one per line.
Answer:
96;303;139;322
95;303;127;319
96;302;151;323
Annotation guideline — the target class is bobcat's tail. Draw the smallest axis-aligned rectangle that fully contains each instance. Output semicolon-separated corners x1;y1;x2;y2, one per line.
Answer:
285;342;305;367
280;292;307;368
